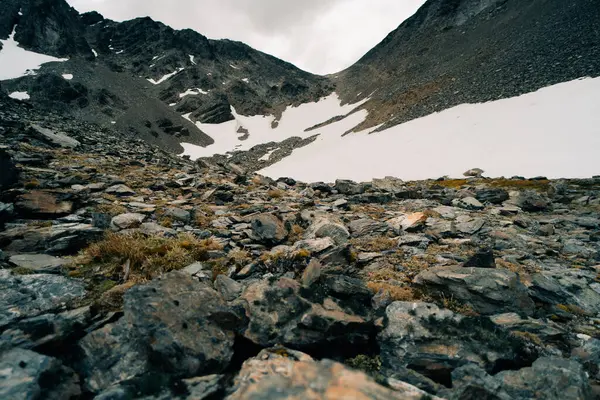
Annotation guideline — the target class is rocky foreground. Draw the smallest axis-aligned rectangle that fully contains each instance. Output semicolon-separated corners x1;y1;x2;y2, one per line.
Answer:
1;99;600;399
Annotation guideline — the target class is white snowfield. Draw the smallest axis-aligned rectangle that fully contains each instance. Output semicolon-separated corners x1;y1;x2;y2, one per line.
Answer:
259;77;600;182
62;73;73;80
180;93;369;158
8;91;30;100
147;67;184;85
0;26;68;80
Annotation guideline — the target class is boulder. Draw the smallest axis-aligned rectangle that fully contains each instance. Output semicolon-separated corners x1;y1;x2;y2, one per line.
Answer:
476;188;509;204
455;215;485;234
0;270;86;328
387;212;428;234
163;207;191;223
227;347;438;400
463;248;496;268
334;179;367;195
15;191;74;218
79;272;239;392
464;168;484;177
250;213;287;245
452;197;484;210
379;302;535;388
306;216;350;245
414;266;535;315
0;348;81;400
348;218;388;237
214;274;243;301
509;190;550;212
241;276;373;350
110;213;146;230
448;357;593;400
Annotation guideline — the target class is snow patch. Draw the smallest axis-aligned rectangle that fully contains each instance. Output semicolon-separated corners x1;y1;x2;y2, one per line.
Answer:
189;55;196;65
179;88;209;98
260;77;600;182
180;93;369;159
115;50;124;54
62;73;73;80
147;67;184;85
18;9;23;16
92;49;98;58
229;64;239;70
8;91;30;100
0;26;68;80
242;78;249;83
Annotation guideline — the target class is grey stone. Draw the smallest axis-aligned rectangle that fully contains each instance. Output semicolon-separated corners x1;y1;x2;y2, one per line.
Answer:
8;254;67;273
348;218;388;237
414;266;535;315
0;271;86;328
105;184;135;196
111;213;146;230
0;348;81;400
250;213;287;245
29;124;80;148
215;274;243;301
397;234;430;247
452;196;484;210
164;207;191;222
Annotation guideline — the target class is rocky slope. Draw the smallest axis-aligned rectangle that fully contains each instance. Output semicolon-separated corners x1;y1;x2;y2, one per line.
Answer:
336;0;600;131
1;93;600;399
0;0;331;152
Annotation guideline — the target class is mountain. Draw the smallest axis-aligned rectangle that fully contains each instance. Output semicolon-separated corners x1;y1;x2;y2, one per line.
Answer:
336;0;600;131
0;0;332;152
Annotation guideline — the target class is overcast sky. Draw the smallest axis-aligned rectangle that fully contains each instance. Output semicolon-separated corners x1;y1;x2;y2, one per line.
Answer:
66;0;425;75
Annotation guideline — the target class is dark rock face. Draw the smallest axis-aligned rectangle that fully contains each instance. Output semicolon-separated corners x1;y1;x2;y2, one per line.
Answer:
338;0;600;130
79;272;239;393
13;0;93;57
0;148;19;190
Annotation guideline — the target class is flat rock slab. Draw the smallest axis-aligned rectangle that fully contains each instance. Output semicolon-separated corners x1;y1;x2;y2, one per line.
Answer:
30;124;80;148
0;270;86;328
9;254;68;273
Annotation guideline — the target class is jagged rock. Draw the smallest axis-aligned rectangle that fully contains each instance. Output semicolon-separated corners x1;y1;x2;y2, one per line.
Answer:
250;213;287;245
163;207;191;223
348;218;388;237
0;202;14;227
0;348;81;400
452;197;485;210
447;357;593;400
292;238;336;254
528;269;600;316
241;276;373;349
139;222;176;236
0;223;103;255
111;213;146;230
334;179;367;195
105;184;135;196
372;176;406;193
0;306;93;350
0;148;19;190
463;248;496;268
79;272;239;392
476;188;509;204
29;125;80;148
306;215;350;245
214;274;243;301
455;215;485;234
8;254;67;273
509;190;551;212
15;190;74;218
379;302;535;388
0;270;86;328
227;347;436;400
387;212;428;234
414;266;535;315
572;336;600;381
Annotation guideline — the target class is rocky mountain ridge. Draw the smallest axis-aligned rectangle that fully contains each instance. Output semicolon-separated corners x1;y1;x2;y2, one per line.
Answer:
1;90;600;399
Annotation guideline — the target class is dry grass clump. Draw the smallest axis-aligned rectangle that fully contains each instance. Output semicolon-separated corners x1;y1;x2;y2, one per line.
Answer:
367;282;416;302
441;293;479;316
352;236;397;252
74;232;222;282
287;224;305;244
488;178;550;191
432;179;469;189
96;203;128;216
267;189;284;199
511;331;543;346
